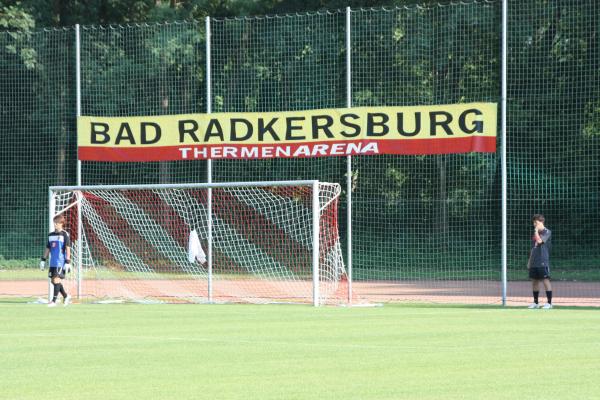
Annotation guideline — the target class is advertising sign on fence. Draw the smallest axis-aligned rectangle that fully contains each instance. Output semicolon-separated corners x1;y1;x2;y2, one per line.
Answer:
78;102;497;161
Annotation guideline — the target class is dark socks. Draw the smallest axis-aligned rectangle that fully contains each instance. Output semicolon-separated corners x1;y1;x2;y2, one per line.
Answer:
52;283;67;303
533;291;539;304
546;290;552;304
59;283;67;298
53;283;60;302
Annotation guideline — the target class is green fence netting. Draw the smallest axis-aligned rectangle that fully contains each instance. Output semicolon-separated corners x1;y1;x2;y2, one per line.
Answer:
1;0;598;305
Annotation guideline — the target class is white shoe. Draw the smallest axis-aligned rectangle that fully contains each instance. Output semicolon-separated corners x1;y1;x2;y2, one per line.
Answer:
542;303;553;309
47;302;57;308
64;295;71;307
528;303;540;309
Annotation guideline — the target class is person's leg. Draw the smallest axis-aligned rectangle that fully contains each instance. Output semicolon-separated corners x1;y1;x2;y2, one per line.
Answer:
57;274;71;305
51;276;60;303
530;279;540;307
58;278;67;299
543;278;552;305
532;279;540;303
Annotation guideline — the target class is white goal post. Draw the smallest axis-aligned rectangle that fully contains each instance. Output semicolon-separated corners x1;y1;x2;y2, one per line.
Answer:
49;180;348;306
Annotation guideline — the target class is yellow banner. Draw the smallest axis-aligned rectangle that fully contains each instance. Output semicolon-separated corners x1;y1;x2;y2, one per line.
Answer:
78;103;497;161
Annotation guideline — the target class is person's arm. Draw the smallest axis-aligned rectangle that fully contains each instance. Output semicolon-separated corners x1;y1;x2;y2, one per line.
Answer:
64;232;72;272
534;230;542;245
40;247;50;270
528;228;537;269
539;229;551;244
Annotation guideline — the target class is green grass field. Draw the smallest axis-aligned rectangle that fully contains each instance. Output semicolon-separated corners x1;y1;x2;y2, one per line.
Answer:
2;302;600;400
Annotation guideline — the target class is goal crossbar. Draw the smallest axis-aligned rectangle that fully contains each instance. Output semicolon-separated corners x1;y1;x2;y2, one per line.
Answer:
49;180;321;192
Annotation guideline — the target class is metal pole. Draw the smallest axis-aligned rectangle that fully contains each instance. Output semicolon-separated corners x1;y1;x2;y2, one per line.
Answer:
48;189;54;303
501;0;508;306
205;16;213;303
75;24;83;299
76;24;82;187
345;6;353;305
312;181;320;307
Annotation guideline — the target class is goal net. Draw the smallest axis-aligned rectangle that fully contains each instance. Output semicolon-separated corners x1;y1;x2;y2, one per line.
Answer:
50;181;346;306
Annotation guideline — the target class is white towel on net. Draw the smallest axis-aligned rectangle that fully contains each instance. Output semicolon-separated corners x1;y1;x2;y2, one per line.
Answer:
188;229;206;264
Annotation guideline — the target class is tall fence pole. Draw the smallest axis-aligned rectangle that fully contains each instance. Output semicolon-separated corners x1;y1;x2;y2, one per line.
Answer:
345;6;353;305
501;0;508;306
76;24;82;187
205;16;213;303
47;190;54;302
75;24;83;299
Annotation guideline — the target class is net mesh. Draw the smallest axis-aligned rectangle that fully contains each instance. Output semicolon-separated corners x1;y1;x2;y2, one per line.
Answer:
210;12;347;192
1;1;599;306
0;27;75;263
506;0;600;305
349;3;501;303
52;182;345;305
80;21;208;185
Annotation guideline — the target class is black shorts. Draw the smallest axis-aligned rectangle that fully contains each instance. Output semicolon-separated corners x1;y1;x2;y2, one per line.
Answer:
529;266;550;280
48;268;65;280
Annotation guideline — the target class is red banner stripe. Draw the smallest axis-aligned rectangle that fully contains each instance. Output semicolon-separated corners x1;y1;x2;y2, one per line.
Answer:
78;137;496;162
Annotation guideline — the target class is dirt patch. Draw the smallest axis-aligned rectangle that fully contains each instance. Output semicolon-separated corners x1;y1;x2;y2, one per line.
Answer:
1;279;598;306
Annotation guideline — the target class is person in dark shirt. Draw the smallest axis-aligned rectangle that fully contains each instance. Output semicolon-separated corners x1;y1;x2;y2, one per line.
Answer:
527;214;552;309
40;214;72;307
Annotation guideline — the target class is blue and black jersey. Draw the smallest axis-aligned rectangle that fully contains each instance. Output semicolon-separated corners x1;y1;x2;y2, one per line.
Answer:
46;230;71;268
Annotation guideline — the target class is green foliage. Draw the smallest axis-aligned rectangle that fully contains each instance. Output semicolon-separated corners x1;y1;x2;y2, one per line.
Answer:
0;256;38;269
0;2;37;68
0;1;598;289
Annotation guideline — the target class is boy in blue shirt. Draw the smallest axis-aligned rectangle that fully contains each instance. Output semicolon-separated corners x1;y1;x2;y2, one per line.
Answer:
40;214;72;307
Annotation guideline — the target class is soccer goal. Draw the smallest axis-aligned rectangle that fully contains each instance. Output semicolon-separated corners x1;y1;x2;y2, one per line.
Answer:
49;180;347;306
